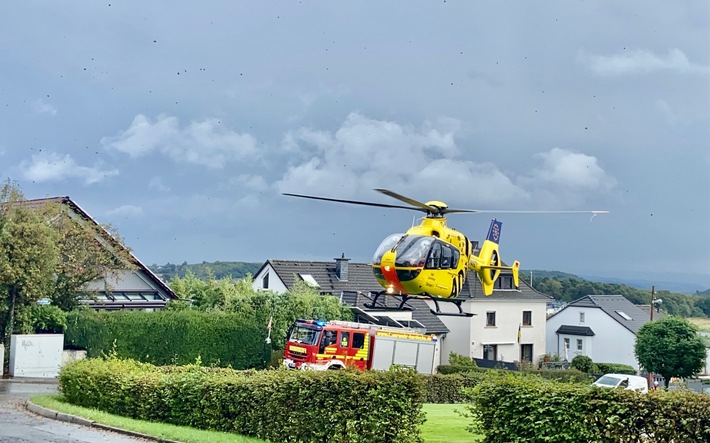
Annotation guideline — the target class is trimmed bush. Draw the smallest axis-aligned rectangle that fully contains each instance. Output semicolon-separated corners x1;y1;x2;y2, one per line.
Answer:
60;357;426;443
64;310;267;369
594;362;637;375
466;373;710;442
425;372;486;403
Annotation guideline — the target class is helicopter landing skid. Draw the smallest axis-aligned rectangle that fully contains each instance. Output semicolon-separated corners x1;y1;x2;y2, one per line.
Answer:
364;291;474;317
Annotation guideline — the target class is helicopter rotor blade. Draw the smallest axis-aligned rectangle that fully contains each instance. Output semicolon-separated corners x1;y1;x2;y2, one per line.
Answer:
373;189;439;213
282;193;427;212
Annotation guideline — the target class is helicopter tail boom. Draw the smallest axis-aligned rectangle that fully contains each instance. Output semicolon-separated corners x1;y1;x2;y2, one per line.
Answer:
469;219;520;296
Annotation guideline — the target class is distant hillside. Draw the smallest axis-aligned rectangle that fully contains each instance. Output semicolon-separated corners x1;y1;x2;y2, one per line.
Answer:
149;261;262;281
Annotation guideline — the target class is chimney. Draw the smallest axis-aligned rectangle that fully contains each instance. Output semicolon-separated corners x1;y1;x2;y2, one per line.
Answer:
335;253;350;281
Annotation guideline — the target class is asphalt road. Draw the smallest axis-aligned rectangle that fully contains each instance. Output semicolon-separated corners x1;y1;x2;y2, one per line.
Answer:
0;379;150;443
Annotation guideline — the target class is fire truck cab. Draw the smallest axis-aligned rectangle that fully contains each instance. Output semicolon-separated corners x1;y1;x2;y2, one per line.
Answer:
283;319;438;373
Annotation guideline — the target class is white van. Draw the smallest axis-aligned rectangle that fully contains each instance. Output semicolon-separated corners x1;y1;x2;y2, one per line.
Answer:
592;373;649;394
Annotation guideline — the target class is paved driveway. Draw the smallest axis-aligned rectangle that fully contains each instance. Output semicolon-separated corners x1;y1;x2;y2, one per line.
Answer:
0;379;149;443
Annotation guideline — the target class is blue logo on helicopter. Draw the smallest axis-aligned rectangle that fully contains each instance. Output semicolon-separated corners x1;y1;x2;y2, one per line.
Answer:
486;219;502;244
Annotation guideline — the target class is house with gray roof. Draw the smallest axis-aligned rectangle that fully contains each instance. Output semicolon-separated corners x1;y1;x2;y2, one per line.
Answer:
253;255;551;368
23;196;178;310
545;295;657;370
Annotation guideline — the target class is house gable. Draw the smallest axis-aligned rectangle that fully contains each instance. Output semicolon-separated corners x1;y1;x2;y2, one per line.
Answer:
23;196;178;309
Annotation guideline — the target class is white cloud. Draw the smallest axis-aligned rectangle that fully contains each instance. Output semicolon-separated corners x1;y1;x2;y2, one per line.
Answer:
275;115;615;210
106;204;143;217
20;152;118;184
101;114;258;169
580;48;709;76
527;148;617;192
31;99;58;115
230;174;269;192
148;177;170;192
275;113;525;206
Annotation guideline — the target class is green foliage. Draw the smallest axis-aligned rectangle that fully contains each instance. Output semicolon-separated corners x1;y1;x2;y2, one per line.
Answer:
594;362;637;375
168;273;352;351
570;354;595;373
521;367;595;384
635;316;706;387
447;352;479;368
0;181;60;374
466;374;710;442
64;310;266;369
525;274;708;318
59;357;426;443
31;305;67;333
424;373;485;403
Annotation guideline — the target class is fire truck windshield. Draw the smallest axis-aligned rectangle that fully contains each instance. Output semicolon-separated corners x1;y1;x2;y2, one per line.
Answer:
288;325;320;346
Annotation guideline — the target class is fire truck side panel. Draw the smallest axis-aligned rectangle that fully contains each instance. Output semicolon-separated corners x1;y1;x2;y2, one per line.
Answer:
370;333;437;374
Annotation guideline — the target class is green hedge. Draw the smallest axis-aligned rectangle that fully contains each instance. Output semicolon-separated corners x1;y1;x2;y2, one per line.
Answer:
59;357;425;443
64;310;267;369
467;373;710;442
594;362;637;375
424;372;486;403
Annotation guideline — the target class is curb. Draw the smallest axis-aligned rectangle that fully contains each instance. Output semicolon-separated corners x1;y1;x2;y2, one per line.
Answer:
25;401;182;443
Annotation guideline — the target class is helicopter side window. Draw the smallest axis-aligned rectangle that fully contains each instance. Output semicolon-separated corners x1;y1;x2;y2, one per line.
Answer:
426;242;442;269
441;244;453;269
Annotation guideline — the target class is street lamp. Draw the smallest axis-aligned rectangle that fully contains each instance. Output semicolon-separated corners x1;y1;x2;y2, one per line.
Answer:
650;286;662;321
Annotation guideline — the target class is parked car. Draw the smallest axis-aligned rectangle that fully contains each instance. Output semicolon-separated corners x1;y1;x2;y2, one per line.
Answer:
592;373;649;394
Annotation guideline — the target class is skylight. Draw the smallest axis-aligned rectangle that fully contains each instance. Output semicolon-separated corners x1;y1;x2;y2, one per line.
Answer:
299;274;320;288
615;310;632;321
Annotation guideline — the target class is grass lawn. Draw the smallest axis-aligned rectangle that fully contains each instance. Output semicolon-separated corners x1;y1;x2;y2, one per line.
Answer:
31;396;481;443
421;403;483;443
30;396;265;443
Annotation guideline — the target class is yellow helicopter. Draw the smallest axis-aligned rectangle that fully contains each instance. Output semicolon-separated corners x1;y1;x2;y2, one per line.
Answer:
284;189;608;316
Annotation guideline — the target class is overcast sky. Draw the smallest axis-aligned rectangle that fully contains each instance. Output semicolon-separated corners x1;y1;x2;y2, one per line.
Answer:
1;1;708;288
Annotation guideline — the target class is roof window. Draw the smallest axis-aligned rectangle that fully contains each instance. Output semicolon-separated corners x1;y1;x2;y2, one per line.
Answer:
299;274;321;288
615;310;632;321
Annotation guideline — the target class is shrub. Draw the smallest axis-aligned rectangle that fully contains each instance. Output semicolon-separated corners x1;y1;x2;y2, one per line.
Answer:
64;310;266;369
466;374;710;442
570;354;595;373
594;362;637;375
31;305;67;334
60;357;426;443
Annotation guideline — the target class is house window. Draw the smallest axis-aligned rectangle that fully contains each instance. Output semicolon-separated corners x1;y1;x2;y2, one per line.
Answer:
262;272;269;289
496;275;514;289
522;311;532;326
520;344;533;363
483;344;497;361
579;312;585;323
577;339;583;352
486;312;496;327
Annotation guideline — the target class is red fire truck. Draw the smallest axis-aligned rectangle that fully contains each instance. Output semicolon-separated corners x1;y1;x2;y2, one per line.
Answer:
282;319;438;373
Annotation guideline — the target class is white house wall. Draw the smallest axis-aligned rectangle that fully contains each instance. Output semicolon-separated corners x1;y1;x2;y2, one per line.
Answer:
435;298;547;366
253;265;288;293
546;306;638;369
438;316;474;364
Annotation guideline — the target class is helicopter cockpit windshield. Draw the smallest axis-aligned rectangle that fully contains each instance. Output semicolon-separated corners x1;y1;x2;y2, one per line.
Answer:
372;233;405;265
394;235;434;268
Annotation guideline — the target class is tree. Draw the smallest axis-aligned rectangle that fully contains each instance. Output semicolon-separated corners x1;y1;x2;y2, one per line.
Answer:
40;201;136;311
635;316;706;389
0;182;60;374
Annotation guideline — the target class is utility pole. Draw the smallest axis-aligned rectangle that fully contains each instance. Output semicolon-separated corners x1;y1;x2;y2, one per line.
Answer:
650;286;655;321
